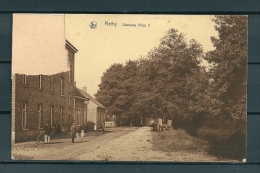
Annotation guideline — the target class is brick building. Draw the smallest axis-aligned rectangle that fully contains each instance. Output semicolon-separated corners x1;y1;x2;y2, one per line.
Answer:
12;41;82;143
74;87;89;126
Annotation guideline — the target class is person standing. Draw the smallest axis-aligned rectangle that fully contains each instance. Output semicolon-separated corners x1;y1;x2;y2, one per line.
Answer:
43;122;52;144
70;123;76;143
101;121;105;134
55;122;61;137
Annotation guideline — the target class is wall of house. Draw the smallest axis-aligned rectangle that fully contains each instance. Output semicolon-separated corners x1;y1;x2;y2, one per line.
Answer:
87;101;97;130
86;101;106;130
12;40;77;143
13;71;74;142
96;108;106;129
74;98;87;126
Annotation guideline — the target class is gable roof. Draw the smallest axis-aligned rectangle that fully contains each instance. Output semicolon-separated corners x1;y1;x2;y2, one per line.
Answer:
74;87;89;100
78;88;105;109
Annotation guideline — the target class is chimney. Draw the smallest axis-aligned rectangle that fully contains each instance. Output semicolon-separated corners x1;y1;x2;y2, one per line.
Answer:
74;81;76;87
82;86;87;92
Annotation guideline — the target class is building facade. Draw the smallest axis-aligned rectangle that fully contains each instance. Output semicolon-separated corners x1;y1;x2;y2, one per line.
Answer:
12;41;79;143
78;88;106;130
74;87;89;126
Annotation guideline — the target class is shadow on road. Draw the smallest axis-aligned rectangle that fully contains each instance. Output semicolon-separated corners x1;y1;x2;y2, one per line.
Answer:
47;142;63;144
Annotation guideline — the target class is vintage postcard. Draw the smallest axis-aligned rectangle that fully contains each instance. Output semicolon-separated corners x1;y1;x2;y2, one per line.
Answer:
11;14;247;162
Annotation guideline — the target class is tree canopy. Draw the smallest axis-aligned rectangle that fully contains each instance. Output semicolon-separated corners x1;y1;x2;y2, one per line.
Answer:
95;16;247;132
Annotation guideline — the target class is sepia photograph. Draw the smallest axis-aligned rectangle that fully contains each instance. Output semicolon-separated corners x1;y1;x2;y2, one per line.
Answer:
11;14;247;162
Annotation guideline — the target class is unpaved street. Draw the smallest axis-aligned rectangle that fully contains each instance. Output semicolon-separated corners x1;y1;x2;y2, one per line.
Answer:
12;126;234;162
73;126;230;161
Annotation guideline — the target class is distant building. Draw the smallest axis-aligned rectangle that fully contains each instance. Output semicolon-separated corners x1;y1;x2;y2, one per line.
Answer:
73;87;89;126
78;88;106;130
12;41;81;143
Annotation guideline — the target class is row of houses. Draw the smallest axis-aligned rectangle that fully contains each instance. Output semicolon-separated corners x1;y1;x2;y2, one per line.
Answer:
12;41;105;143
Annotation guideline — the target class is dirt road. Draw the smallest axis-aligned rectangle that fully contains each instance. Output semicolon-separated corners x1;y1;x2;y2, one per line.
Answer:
73;126;230;161
12;127;138;160
12;126;234;162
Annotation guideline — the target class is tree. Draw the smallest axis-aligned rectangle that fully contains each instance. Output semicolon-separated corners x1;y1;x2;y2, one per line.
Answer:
204;16;247;130
95;63;125;116
198;15;247;160
95;61;139;125
145;29;204;128
95;28;205;127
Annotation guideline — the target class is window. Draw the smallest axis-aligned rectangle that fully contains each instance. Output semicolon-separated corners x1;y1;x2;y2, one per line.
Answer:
22;102;27;129
75;108;77;124
38;104;42;128
60;77;64;95
60;106;63;126
50;75;54;93
77;108;80;125
83;109;86;124
69;66;71;83
23;74;27;85
68;92;71;107
50;105;53;127
38;74;42;89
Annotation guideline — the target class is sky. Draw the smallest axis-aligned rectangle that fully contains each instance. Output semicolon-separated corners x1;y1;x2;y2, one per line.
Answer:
12;14;218;97
65;14;218;96
12;14;68;75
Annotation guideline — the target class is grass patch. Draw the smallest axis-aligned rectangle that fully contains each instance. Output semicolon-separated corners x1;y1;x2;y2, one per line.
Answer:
196;127;246;160
151;128;209;153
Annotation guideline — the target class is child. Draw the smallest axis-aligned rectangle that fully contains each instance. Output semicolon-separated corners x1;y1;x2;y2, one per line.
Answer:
75;125;81;142
80;129;85;142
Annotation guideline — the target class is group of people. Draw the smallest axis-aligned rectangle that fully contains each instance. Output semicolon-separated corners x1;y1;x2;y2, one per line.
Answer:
70;123;85;143
42;121;106;144
70;121;105;143
43;122;62;144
